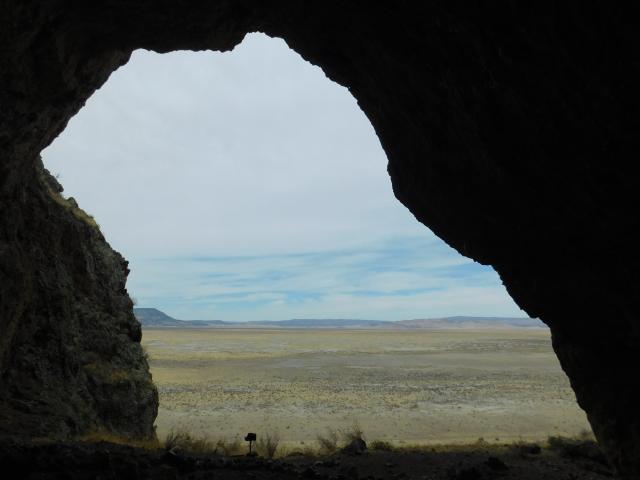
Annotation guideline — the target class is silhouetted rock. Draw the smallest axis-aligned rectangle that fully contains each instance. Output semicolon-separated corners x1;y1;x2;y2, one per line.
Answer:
485;456;508;471
0;161;158;440
302;466;321;478
341;439;367;456
513;443;541;456
447;466;482;480
1;2;639;476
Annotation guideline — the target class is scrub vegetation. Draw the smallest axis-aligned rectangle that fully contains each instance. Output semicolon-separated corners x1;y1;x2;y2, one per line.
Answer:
141;327;591;448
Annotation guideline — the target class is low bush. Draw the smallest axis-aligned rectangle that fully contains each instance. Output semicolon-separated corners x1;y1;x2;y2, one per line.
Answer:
316;428;340;454
341;422;365;444
214;437;243;455
164;429;215;454
369;440;394;451
78;429;161;450
546;432;607;466
510;441;542;456
256;431;280;458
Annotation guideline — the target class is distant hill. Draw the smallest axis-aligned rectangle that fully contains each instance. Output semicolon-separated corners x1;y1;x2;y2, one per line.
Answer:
249;318;393;328
134;308;544;329
396;316;543;329
133;310;389;328
133;308;226;327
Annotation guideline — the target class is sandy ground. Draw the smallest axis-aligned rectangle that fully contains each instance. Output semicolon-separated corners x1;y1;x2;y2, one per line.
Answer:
141;328;591;448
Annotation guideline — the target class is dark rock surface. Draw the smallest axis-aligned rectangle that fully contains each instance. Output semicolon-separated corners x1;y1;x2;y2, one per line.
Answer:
0;440;614;480
1;1;639;476
341;438;367;456
0;160;158;439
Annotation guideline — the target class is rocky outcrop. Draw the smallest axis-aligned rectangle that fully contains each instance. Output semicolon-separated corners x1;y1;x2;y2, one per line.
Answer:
0;159;158;439
1;1;639;476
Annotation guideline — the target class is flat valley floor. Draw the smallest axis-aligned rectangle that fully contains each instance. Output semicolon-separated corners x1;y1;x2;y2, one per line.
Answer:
141;328;590;448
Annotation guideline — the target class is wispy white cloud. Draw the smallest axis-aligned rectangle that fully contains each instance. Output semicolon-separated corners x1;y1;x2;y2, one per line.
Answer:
42;33;524;321
126;236;523;320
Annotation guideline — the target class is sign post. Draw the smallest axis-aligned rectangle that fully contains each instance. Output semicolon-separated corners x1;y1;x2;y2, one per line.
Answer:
244;432;257;455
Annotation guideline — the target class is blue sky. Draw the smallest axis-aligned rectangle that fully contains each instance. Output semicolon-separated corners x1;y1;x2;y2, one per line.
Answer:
42;33;525;321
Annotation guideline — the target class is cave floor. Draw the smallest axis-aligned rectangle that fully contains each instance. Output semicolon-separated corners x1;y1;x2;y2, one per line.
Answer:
0;439;613;479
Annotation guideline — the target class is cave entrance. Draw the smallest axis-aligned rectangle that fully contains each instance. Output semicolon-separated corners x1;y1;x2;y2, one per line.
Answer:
42;33;589;449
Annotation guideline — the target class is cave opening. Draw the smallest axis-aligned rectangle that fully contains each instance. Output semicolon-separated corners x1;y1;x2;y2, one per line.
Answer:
43;33;521;324
39;33;591;448
3;4;640;474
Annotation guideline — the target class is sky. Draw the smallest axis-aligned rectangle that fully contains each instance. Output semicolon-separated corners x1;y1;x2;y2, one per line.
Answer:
42;33;525;321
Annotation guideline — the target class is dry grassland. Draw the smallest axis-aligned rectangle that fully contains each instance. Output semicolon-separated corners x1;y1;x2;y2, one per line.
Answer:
141;328;590;449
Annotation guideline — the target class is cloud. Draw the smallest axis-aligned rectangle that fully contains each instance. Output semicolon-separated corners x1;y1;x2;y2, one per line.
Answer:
127;237;523;320
41;33;524;321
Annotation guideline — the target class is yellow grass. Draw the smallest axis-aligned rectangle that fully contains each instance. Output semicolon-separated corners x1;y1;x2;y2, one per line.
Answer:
78;429;161;450
42;175;100;230
141;328;592;450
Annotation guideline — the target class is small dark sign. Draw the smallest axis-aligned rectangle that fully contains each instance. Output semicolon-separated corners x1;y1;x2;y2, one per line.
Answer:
245;432;257;455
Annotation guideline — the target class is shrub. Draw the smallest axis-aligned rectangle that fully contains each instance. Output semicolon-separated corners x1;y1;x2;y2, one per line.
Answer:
79;429;160;450
510;441;541;456
370;440;394;451
546;434;607;466
285;446;318;458
256;431;280;459
317;428;340;454
316;422;367;454
164;429;214;454
214;437;243;455
341;422;365;444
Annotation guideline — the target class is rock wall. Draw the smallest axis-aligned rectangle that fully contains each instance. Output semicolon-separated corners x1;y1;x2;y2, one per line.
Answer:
1;1;639;475
0;159;158;439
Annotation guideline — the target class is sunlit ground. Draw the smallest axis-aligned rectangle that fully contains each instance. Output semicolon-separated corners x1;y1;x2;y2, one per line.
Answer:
142;327;590;449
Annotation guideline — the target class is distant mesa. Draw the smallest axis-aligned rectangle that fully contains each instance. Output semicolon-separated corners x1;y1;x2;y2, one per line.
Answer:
252;318;392;328
133;308;544;329
133;308;227;327
396;317;544;329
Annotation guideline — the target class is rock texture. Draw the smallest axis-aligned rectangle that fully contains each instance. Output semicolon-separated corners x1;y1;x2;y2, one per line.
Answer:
1;1;639;476
0;438;614;480
0;159;158;439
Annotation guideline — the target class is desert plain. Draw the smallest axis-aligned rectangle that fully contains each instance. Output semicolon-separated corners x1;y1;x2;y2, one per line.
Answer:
141;327;591;449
